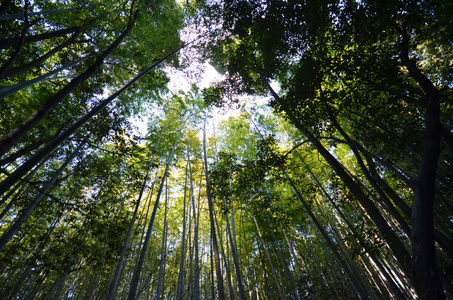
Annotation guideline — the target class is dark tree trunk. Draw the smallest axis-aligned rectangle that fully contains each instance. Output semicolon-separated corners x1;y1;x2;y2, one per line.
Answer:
0;0;11;15
0;1;33;78
0;29;83;79
411;96;444;299
0;133;90;253
0;7;88;21
266;82;413;287
328;113;412;236
398;28;446;300
0;26;83;50
0;42;183;196
0;117;73;167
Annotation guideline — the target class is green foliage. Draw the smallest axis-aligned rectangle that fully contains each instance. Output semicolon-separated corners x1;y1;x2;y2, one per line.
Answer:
1;1;453;299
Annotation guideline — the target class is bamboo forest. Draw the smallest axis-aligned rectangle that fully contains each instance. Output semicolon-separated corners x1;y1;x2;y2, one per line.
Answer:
1;0;453;299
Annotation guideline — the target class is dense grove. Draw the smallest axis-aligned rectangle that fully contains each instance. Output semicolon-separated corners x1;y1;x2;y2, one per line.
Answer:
0;0;452;299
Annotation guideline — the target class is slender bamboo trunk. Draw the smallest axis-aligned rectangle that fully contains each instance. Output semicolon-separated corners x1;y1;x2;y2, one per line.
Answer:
3;208;64;299
0;162;42;219
270;197;308;281
155;178;169;300
247;206;286;300
210;240;215;299
334;119;412;236
0;26;83;50
74;264;94;300
0;117;74;167
127;119;187;300
297;153;409;299
0;56;88;101
0;1;31;78
0;7;89;21
281;161;368;298
266;82;413;284
0;133;91;252
184;196;193;299
203;117;226;300
87;256;106;299
253;106;369;297
106;121;167;300
315;188;380;300
190;161;201;300
213;207;235;300
0;29;83;80
220;195;246;300
0;8;139;156
0;44;184;195
263;209;299;300
176;146;190;300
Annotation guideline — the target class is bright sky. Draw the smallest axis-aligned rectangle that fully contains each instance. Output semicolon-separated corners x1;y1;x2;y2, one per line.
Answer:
130;15;282;139
130;62;225;137
130;61;281;139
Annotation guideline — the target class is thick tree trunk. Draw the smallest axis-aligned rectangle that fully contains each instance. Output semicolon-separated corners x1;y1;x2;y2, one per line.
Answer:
398;29;445;299
328;115;453;258
411;92;444;299
411;134;443;300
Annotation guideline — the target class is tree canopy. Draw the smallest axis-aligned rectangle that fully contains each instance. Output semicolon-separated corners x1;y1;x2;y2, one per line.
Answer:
1;0;453;299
